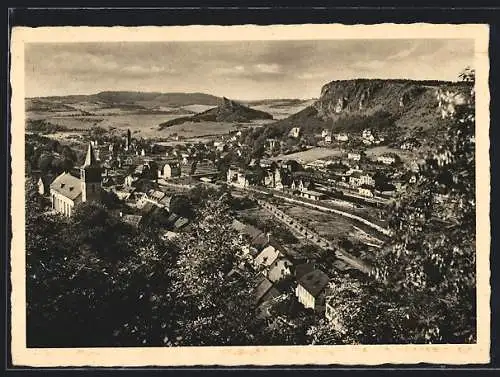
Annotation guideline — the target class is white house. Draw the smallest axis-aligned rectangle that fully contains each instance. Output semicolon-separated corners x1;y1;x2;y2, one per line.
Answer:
359;174;375;186
295;269;329;310
159;161;181;178
362;129;374;141
358;185;374;197
124;174;139;187
377;154;396;165
268;256;293;283
336;133;349;142
347;152;361;161
289;127;301;138
254;245;280;270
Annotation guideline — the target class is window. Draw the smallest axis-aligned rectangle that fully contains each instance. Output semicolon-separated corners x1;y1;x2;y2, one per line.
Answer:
92;185;95;193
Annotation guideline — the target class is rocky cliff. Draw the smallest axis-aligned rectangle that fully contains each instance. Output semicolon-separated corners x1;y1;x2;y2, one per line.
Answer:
159;97;273;129
272;79;472;136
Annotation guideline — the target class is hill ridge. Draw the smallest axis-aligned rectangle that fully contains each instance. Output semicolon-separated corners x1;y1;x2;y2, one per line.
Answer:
158;97;273;129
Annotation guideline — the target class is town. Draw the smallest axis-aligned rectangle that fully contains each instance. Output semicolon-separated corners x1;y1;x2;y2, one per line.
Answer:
23;36;476;347
27;115;448;328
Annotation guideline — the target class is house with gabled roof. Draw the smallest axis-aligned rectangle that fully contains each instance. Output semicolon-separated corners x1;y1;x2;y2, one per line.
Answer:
49;143;102;217
254;245;280;270
267;256;293;283
295;268;329;311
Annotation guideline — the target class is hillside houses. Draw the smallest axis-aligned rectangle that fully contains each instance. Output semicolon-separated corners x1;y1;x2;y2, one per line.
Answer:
377;154;397;165
336;133;349;142
227;166;260;188
231;218;331;316
358;184;374;197
348;172;375;188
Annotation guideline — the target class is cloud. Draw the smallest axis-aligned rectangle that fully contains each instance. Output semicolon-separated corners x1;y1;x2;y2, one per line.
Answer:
25;39;475;99
387;45;418;60
253;63;282;74
214;65;246;75
297;72;328;80
352;60;387;71
120;65;175;75
213;63;284;79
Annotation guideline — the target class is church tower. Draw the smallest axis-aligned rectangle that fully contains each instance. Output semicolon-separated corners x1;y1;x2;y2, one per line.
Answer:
80;143;102;203
125;129;131;151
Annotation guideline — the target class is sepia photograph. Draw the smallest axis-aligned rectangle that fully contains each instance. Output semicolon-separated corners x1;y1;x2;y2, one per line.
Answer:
10;23;490;366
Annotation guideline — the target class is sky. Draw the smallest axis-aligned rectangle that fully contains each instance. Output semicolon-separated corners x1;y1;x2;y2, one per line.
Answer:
24;39;474;100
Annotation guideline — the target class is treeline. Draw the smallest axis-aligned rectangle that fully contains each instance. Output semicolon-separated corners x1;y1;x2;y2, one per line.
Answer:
332;110;397;132
26;134;81;175
26;119;68;134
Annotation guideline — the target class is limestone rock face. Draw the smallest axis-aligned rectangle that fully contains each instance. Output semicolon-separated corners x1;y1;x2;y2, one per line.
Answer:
241;78;473;138
313;79;471;122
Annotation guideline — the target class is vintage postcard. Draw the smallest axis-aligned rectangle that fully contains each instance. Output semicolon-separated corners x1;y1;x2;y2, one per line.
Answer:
10;23;490;366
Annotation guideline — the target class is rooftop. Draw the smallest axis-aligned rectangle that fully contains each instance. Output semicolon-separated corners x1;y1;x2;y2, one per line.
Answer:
253;275;275;305
302;189;325;197
298;269;329;297
49;172;82;200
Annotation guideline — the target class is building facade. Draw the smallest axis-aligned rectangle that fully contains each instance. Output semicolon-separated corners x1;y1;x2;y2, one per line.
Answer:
50;143;102;217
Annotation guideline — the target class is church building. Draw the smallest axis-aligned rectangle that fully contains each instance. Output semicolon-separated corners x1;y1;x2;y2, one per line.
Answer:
50;143;102;217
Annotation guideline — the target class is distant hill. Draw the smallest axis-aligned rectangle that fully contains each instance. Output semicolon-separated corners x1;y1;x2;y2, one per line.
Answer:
93;91;221;107
269;79;472;137
159;97;273;129
26;91;221;111
244;98;315;108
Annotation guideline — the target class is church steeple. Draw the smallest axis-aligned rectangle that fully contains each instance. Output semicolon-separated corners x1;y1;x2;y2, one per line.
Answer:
84;142;98;167
125;129;131;151
80;142;102;203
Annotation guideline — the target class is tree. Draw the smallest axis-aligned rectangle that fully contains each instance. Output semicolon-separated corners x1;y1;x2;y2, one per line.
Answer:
38;153;54;173
372;68;477;343
306;276;409;345
26;198;178;347
168;196;266;346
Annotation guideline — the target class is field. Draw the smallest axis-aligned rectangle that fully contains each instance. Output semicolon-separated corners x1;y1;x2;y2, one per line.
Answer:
251;99;314;120
25;94;310;142
159;121;239;138
26;112;179;135
271;147;343;163
276;203;385;247
27;111;268;140
235;206;312;249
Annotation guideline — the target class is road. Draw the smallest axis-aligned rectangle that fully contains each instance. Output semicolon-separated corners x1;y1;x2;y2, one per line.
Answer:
255;198;375;276
239;185;392;237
